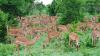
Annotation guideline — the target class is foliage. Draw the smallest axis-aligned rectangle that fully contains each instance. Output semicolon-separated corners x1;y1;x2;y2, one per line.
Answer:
49;0;81;24
0;10;8;43
0;44;15;56
48;0;57;16
83;0;100;15
34;2;45;15
0;0;34;16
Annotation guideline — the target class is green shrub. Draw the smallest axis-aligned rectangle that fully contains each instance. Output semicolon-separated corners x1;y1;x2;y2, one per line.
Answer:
0;44;15;56
0;10;8;43
77;29;92;47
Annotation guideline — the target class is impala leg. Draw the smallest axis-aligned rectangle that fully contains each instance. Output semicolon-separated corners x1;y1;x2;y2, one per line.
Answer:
16;44;20;56
13;47;16;56
55;25;57;31
24;46;27;56
94;37;96;47
28;46;31;56
14;45;17;56
92;36;94;46
69;39;71;47
76;41;79;51
46;34;50;47
69;39;70;47
76;45;79;51
43;36;50;48
42;38;48;48
92;36;96;47
69;38;73;48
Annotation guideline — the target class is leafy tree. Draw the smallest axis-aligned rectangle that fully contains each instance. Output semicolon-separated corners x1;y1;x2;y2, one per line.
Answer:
85;1;95;15
55;0;81;24
84;0;100;15
0;0;34;17
94;0;100;14
48;0;57;16
35;2;45;15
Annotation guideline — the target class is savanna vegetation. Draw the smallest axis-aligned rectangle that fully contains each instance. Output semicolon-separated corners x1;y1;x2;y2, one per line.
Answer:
0;0;100;56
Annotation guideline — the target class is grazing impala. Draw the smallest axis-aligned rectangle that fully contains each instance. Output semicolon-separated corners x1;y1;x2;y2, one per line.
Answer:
69;32;79;51
15;34;40;56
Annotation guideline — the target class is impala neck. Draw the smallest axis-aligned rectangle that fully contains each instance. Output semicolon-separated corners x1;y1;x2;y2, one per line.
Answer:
31;35;40;44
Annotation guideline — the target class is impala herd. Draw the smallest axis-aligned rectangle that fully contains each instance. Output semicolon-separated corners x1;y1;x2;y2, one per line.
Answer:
7;15;100;56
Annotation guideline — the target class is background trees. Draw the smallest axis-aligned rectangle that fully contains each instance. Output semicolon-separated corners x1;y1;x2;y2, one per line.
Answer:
0;0;35;43
48;0;100;24
48;0;81;24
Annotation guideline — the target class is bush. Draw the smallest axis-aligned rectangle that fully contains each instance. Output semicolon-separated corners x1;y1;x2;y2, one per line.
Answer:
0;10;8;43
0;44;15;56
77;29;92;47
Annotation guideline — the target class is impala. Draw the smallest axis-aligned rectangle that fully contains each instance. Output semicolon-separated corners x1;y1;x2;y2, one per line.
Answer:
50;16;57;31
69;32;79;51
86;21;94;29
7;26;25;44
76;22;87;31
7;27;23;37
94;23;100;31
92;27;100;46
15;34;40;56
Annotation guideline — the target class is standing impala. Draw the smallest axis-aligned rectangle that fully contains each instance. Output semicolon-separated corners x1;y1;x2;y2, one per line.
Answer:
95;23;100;31
8;27;23;36
7;27;24;43
15;34;40;56
69;32;79;51
92;27;100;46
50;16;57;31
91;16;100;46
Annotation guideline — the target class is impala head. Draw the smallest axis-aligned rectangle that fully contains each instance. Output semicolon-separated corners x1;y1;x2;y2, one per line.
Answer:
69;32;80;51
92;16;98;23
35;35;40;40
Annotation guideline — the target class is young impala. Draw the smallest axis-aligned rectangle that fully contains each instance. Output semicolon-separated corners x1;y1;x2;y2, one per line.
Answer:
69;32;79;51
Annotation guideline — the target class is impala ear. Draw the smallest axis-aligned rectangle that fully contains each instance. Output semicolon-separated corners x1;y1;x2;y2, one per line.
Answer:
17;16;22;22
